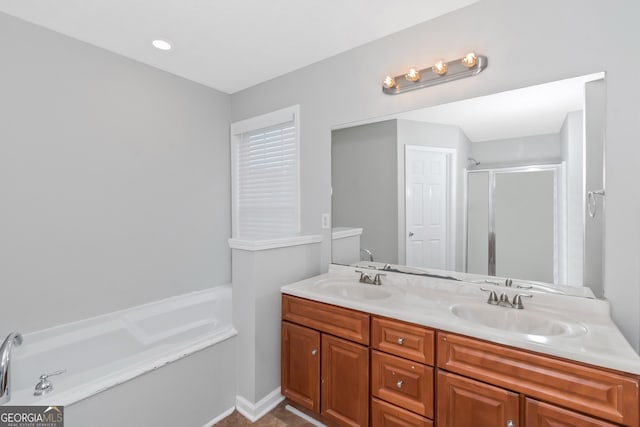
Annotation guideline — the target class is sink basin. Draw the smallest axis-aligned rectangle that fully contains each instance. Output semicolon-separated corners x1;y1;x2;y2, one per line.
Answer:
450;303;587;337
319;283;392;300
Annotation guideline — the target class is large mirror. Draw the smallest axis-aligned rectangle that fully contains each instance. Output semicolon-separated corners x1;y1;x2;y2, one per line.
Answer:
331;73;606;297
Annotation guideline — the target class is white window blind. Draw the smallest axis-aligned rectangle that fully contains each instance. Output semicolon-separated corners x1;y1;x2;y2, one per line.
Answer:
231;106;300;238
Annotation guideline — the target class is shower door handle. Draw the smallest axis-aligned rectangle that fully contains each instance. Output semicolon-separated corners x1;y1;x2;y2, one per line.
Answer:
587;189;605;218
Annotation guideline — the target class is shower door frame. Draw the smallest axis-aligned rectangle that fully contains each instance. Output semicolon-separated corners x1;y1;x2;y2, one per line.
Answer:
463;163;566;283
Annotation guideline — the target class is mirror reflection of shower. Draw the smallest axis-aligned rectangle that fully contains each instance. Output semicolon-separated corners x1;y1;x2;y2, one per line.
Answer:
467;157;481;168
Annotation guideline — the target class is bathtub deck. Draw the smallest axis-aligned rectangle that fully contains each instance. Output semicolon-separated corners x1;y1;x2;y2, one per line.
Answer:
213;402;315;427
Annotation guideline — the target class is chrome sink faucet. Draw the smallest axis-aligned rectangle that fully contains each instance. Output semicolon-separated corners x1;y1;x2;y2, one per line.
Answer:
355;270;385;285
480;288;532;309
0;332;23;404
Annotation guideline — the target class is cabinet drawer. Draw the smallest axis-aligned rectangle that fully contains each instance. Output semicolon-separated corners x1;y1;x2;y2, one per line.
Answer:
282;294;370;345
372;398;433;427
371;350;434;418
437;332;640;427
526;399;619;427
372;317;434;365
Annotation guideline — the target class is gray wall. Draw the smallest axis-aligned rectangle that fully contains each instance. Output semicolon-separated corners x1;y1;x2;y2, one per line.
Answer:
332;121;398;264
0;12;231;339
471;133;562;165
230;0;640;351
232;243;322;404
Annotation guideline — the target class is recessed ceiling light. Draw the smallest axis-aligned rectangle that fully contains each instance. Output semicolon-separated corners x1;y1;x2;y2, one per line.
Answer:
152;39;172;51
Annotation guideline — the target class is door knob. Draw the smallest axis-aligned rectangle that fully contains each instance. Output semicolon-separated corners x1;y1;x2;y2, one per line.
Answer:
408;232;414;237
311;349;317;356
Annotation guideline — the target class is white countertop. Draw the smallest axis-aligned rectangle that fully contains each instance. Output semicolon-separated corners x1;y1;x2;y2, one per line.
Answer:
281;264;640;375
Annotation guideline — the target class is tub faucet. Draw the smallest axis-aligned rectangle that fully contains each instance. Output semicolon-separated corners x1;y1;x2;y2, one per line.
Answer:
0;332;23;404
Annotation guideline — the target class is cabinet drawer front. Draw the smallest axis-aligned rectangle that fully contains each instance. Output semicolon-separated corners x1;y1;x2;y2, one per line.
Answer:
371;350;434;418
282;295;370;345
372;398;433;427
526;399;619;427
372;317;434;365
437;332;640;427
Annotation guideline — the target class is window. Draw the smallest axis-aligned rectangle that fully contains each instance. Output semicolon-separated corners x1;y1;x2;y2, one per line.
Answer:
230;105;300;239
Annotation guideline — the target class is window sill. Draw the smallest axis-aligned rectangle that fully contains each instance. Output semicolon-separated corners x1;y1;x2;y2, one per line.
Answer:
228;234;323;251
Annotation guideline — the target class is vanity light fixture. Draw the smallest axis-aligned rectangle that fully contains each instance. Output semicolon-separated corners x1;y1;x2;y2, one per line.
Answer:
383;52;487;95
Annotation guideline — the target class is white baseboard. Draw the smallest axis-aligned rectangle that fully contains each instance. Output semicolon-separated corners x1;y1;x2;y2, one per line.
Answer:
285;404;326;427
235;388;285;422
201;406;235;427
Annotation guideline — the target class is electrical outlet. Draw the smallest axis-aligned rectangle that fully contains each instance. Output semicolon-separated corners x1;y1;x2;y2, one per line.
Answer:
321;213;331;229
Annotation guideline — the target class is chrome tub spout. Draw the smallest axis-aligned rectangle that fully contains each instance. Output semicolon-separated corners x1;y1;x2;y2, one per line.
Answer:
0;332;23;404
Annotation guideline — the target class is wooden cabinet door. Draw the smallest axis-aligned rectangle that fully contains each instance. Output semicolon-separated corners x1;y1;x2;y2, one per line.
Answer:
322;334;369;427
437;370;519;427
526;399;618;427
281;321;320;413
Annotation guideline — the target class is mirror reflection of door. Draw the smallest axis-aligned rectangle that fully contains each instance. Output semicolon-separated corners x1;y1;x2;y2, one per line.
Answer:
405;146;451;270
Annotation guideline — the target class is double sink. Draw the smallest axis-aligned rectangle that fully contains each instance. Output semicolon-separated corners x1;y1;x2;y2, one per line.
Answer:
315;277;587;338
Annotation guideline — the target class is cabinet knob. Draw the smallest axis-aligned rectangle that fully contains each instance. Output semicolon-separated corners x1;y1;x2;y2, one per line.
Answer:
396;380;404;389
507;421;515;427
397;337;405;345
311;349;317;356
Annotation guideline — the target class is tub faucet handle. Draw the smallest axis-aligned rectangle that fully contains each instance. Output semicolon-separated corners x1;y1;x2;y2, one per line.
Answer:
41;369;66;379
34;369;67;397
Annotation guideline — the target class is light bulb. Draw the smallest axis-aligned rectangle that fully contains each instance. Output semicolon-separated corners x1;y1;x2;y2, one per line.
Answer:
383;76;396;89
405;68;420;82
462;52;477;68
432;60;448;75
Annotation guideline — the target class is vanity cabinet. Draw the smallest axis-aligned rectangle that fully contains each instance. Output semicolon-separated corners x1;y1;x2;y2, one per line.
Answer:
282;294;640;427
437;332;639;427
282;295;370;426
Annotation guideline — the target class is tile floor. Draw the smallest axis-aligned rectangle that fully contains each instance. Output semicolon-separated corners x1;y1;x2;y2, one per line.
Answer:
213;402;316;426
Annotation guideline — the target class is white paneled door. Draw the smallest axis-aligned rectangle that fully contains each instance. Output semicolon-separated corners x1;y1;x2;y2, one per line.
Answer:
405;146;450;269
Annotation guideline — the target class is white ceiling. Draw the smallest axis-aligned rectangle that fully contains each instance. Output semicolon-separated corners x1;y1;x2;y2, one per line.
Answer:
0;0;479;94
395;73;605;142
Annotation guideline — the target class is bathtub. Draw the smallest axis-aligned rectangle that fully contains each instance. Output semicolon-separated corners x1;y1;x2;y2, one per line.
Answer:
6;285;237;424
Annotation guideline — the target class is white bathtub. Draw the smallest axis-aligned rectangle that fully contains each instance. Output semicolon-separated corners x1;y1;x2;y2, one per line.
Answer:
7;285;237;410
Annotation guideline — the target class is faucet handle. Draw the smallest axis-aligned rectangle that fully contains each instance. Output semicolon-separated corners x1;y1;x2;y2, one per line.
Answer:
355;270;372;284
505;278;513;287
40;369;66;380
512;294;533;309
373;273;386;285
479;287;499;304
